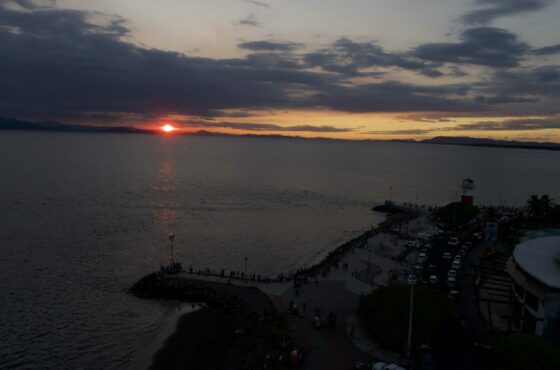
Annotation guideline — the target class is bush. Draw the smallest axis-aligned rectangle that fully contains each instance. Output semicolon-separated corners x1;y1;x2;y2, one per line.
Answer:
490;334;560;370
437;202;480;226
359;284;451;352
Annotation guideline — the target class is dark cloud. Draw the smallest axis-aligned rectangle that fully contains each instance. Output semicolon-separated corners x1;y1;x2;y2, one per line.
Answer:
533;43;560;55
183;120;354;132
244;0;271;8
474;95;540;104
0;2;329;119
367;129;432;136
238;40;304;52
304;38;443;77
237;13;261;27
454;116;560;130
369;116;560;135
414;27;529;68
311;81;475;113
532;66;560;82
461;0;554;25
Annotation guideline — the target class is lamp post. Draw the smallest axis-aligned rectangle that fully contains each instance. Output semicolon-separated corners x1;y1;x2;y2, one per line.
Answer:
406;273;417;366
244;256;248;281
169;234;175;265
452;192;458;232
367;247;372;274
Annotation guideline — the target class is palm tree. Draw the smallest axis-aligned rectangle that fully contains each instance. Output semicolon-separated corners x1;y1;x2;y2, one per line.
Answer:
541;195;554;216
527;194;555;224
527;194;542;219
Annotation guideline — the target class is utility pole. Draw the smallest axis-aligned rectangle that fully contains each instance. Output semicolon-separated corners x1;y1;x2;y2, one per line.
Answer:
244;256;248;281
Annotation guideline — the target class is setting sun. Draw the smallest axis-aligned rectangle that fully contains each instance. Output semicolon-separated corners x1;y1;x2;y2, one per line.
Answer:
161;124;176;133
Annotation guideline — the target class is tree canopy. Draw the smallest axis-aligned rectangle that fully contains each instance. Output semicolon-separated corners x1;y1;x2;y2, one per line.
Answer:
359;284;451;352
490;334;560;370
437;202;480;226
527;194;560;225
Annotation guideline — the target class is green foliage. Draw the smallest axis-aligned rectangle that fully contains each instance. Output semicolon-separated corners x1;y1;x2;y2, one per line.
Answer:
359;284;452;352
491;334;560;370
437;202;480;226
527;194;559;225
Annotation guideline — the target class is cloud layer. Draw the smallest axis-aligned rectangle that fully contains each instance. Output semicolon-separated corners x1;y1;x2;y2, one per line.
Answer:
0;0;559;136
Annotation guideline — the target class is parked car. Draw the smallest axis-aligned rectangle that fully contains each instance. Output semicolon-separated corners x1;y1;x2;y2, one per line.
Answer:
428;264;437;272
442;252;452;259
448;290;459;300
429;275;438;284
373;362;407;370
452;259;462;269
448;269;457;277
414;263;423;272
448;237;460;246
418;252;427;262
407;274;418;285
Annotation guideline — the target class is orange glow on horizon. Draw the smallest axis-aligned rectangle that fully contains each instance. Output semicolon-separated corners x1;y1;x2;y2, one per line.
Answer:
161;124;176;133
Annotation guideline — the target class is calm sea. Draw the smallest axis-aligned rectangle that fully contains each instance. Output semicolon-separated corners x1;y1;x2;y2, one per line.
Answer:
1;131;559;369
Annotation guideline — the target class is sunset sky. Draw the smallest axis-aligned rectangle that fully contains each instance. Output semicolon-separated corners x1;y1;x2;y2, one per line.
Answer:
1;0;560;141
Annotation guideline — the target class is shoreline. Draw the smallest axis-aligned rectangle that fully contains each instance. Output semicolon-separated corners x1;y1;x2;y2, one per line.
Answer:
126;304;198;370
131;204;419;369
178;205;417;285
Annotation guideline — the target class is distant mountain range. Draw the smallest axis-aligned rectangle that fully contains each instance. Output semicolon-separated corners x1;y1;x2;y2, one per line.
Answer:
2;117;560;151
421;136;560;151
0;117;154;134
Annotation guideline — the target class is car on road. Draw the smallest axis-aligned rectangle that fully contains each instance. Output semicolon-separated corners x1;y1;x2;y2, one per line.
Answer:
429;275;438;284
442;252;452;259
448;237;460;246
405;241;418;249
448;289;459;300
452;259;462;269
472;232;482;240
447;276;457;287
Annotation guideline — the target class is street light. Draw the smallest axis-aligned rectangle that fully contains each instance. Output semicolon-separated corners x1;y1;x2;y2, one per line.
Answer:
169;233;175;265
367;247;372;274
406;273;417;365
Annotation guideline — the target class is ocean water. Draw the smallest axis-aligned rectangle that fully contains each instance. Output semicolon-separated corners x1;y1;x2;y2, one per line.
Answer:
1;131;560;369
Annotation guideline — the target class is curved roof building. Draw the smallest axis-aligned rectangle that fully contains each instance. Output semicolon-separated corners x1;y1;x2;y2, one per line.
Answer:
507;236;560;340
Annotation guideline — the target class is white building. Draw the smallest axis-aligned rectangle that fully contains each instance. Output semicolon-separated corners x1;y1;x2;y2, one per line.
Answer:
506;236;560;340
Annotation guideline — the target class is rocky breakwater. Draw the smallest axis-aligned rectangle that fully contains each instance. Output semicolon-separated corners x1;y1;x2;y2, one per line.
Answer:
130;273;282;370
